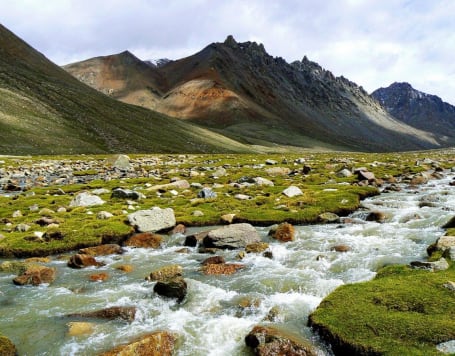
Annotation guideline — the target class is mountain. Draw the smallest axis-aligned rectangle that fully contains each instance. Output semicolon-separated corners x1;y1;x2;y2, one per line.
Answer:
0;25;253;155
64;35;440;152
372;82;455;143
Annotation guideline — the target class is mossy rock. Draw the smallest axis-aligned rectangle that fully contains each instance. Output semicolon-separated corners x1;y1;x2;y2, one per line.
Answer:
309;264;455;355
0;334;17;356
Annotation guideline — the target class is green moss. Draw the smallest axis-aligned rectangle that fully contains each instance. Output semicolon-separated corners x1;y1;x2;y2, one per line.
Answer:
309;264;455;355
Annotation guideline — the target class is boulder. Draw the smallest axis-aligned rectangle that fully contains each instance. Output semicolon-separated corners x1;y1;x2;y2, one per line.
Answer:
69;192;105;207
99;331;177;356
253;177;274;186
201;256;225;265
68;306;136;322
67;254;104;269
115;264;134;273
265;159;277;165
318;212;340;223
235;194;252;200
265;167;291;176
282;186;303;198
336;168;352;178
107;154;131;171
0;335;17;356
66;322;95;337
245;325;316;356
148;265;183;281
170;224;186;235
356;170;375;181
13;265;56;286
124;232;162;248
270;222;295;242
89;272;109;282
203;223;261;249
111;188;142;200
410;258;449;272
201;263;245;275
211;167;227;178
197;188;217;199
79;244;123;256
331;244;351;253
245;242;270;254
154;276;187;303
147;180;190;191
365;211;387;223
435;236;455;251
127;208;176;233
221;213;236;224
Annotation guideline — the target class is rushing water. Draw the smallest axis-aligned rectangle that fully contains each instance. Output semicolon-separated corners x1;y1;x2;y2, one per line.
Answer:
1;173;454;355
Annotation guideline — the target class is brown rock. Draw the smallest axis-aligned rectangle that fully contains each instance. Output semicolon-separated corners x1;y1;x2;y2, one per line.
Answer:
79;244;123;256
89;272;109;282
124;232;162;248
116;264;134;273
331;245;351;253
13;265;56;286
68;306;136;322
270;222;295;242
201;263;245;275
170;224;186;235
365;211;387;223
201;256;225;265
67;254;104;269
0;335;17;356
443;216;455;229
245;325;316;356
221;213;236;224
148;265;183;281
154;276;187;302
245;242;270;254
99;330;177;356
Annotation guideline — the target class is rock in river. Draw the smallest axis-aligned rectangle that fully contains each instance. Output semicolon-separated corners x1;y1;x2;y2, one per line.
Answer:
99;330;177;356
154;276;187;303
68;306;136;322
13;265;56;286
203;223;261;249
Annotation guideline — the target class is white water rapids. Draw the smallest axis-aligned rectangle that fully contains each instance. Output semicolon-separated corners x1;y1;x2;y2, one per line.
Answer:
0;173;454;355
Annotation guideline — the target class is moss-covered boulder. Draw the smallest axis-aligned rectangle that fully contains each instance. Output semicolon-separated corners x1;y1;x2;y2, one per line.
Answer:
0;334;16;356
309;264;455;355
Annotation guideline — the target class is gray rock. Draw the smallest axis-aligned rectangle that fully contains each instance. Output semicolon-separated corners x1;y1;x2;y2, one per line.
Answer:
443;281;455;291
127;207;176;232
211;167;227;178
15;223;31;232
410;258;449;271
357;170;375;181
235;194;252;200
204;223;261;249
107;154;131;171
318;212;340;223
111;188;142;200
265;159;277;165
282;186;303;197
437;340;455;354
97;211;114;220
253;177;274;186
192;210;204;217
336;168;352;178
91;188;110;195
69;192;105;207
443;247;455;260
197;188;217;199
436;236;455;251
147;180;190;191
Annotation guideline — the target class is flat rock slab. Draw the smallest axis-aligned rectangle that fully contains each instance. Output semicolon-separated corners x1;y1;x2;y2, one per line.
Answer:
69;192;105;207
128;208;176;232
203;223;261;249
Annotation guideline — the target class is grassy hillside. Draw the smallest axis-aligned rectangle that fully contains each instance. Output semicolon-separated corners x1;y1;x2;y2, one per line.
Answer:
0;24;253;154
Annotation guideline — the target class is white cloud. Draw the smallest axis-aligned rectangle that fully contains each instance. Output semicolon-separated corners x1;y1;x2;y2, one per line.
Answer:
1;0;454;104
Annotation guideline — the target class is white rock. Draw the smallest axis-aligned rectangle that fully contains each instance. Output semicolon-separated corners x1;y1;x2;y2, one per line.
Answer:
127;207;176;232
91;188;110;195
282;186;303;198
97;211;114;220
70;192;105;207
235;194;252;200
253;177;274;186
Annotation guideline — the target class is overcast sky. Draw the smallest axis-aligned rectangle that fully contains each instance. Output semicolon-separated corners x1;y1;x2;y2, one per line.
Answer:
2;0;455;104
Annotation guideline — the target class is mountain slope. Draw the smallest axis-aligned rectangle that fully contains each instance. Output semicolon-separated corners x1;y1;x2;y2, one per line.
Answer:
372;82;455;143
0;25;253;155
64;35;440;152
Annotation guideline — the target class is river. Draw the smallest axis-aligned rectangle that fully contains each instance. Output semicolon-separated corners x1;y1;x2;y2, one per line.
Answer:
0;173;454;355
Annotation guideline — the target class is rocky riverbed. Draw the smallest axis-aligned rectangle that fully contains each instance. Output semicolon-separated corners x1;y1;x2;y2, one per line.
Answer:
1;152;455;355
